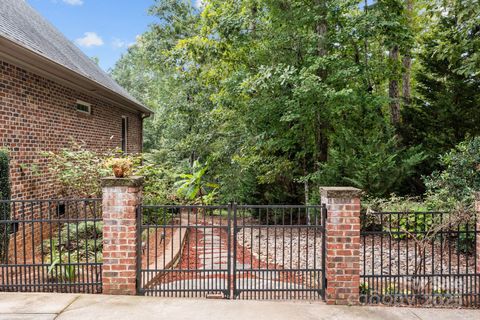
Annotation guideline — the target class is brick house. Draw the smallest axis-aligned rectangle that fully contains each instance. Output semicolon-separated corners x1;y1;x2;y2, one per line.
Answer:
0;0;152;200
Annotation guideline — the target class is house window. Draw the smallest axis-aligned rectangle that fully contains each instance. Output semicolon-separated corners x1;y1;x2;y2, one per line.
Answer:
76;100;91;114
121;116;128;153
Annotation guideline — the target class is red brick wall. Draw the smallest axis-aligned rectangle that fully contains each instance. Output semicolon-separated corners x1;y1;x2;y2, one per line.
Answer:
0;60;143;200
101;177;143;295
321;187;361;305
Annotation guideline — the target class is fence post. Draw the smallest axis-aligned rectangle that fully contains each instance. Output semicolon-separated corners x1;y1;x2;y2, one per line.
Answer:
476;192;480;275
321;187;362;305
101;176;144;295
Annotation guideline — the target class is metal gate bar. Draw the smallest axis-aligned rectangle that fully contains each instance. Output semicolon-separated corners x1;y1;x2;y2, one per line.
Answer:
138;205;231;297
232;205;326;300
360;211;480;307
0;199;103;294
137;204;326;300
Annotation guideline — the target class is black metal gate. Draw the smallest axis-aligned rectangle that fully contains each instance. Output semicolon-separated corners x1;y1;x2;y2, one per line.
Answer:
138;205;231;297
137;204;326;300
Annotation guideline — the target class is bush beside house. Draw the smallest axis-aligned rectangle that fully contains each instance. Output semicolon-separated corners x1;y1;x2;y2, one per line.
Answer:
0;148;11;263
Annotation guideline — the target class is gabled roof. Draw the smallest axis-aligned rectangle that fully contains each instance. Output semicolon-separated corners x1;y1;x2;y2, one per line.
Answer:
0;0;152;115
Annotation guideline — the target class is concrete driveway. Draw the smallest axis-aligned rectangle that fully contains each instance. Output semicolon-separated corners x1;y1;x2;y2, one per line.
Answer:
0;293;479;320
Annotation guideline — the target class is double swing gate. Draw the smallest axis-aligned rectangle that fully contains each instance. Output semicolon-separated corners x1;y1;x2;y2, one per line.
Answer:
137;204;326;300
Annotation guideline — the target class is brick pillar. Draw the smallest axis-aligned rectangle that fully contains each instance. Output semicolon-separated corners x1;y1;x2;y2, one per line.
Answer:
321;187;362;305
476;192;480;275
101;176;143;295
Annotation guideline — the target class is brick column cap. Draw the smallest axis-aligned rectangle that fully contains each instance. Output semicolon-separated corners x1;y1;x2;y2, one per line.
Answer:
320;186;362;198
101;176;144;188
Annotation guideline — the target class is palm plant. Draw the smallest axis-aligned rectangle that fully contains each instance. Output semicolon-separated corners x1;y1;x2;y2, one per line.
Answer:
175;160;219;205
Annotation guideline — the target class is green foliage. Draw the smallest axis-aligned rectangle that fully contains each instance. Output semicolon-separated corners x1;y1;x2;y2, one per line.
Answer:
0;149;11;201
109;0;479;204
0;148;11;263
401;0;480;187
458;225;476;254
362;197;434;239
363;195;429;213
388;213;434;240
174;160;219;204
42;143;112;198
359;282;371;295
316;125;425;197
43;143;184;204
424;137;480;209
135;151;179;205
42;221;103;282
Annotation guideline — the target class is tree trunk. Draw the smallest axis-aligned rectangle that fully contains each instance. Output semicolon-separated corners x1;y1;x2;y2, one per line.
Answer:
389;45;401;126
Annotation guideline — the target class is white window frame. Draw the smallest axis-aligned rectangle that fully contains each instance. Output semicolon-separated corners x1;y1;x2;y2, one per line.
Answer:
75;100;92;114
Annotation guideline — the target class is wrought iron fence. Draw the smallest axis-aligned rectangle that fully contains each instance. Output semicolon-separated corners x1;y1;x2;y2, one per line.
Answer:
0;199;103;293
137;204;326;300
360;211;479;307
138;205;231;297
234;205;325;300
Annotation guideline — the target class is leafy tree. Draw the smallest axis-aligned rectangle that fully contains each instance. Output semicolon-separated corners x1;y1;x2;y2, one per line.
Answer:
424;137;480;209
109;0;479;204
399;0;480;192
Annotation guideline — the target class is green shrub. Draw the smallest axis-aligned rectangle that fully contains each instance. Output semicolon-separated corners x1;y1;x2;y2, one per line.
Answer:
41;221;103;282
0;149;9;200
42;143;112;198
363;195;429;213
359;282;371;295
424;137;480;210
315;125;425;198
387;213;435;240
361;195;429;232
44;144;179;204
135;151;179;205
0;148;11;263
458;225;476;254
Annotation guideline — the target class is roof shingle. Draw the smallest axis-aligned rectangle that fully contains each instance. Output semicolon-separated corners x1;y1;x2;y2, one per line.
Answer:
0;0;148;112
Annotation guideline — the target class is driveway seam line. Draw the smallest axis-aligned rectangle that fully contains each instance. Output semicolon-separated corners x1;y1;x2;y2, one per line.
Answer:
409;309;423;320
53;295;81;319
